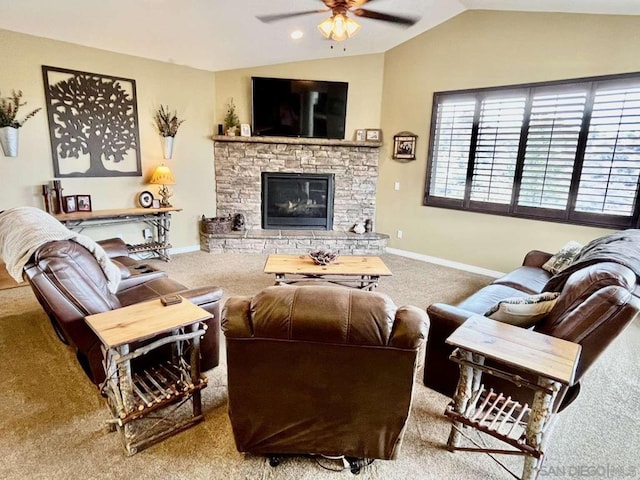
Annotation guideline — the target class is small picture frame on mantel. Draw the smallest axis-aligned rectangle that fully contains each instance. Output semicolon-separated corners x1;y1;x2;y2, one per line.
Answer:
365;129;382;142
355;129;366;141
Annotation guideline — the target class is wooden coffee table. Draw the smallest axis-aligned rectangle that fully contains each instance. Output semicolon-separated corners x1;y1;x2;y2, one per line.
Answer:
264;254;392;290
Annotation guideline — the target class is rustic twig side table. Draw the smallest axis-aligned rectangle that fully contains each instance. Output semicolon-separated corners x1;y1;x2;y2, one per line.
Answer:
86;298;211;455
444;315;581;480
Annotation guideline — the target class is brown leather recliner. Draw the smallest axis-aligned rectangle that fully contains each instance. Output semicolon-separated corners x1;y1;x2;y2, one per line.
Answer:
23;238;223;385
222;285;429;470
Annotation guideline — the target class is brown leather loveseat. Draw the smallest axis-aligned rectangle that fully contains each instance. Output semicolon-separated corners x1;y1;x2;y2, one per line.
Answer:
222;285;429;472
23;237;223;385
424;230;640;411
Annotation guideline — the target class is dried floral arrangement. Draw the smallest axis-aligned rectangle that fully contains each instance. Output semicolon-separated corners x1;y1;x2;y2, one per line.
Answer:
154;105;185;137
0;90;41;128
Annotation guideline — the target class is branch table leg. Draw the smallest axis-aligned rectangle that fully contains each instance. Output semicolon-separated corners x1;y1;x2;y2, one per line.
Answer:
447;349;475;448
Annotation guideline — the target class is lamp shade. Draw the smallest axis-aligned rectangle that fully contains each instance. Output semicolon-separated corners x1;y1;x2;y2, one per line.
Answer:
149;164;176;185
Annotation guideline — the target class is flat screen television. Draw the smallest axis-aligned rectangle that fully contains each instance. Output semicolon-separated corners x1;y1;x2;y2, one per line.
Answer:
251;76;348;139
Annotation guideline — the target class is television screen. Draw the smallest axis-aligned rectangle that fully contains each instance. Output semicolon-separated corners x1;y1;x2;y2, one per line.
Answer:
251;77;348;139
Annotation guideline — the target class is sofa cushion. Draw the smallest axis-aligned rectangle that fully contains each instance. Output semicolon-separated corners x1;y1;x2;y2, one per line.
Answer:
542;240;583;274
456;284;530;315
485;292;560;327
493;266;552;294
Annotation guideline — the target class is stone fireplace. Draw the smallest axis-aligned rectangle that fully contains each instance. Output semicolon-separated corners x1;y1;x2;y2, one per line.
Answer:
202;136;388;254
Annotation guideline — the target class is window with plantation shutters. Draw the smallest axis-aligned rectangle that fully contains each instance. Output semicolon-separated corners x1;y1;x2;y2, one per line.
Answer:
429;98;475;202
576;84;640;219
470;96;526;206
424;72;640;229
517;89;587;214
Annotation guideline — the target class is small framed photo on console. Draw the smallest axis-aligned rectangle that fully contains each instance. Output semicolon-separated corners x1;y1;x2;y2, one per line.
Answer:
76;195;92;212
64;195;77;213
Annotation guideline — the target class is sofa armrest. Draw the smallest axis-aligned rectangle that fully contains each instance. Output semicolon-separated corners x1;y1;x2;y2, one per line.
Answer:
427;303;476;326
97;237;130;258
523;250;553;268
179;286;223;306
423;303;478;397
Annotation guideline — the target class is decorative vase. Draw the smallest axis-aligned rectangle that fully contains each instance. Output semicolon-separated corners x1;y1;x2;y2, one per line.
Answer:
0;126;19;157
162;136;174;160
226;127;237;137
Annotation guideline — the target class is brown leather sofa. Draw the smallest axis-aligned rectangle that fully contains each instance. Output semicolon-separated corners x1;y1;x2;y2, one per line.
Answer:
23;238;223;385
222;285;429;471
424;247;640;410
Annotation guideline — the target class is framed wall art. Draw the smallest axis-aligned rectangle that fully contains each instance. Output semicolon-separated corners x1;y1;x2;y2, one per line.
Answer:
42;66;142;178
393;132;418;161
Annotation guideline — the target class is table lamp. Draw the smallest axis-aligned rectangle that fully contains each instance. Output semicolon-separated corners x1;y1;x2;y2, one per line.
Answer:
149;164;176;207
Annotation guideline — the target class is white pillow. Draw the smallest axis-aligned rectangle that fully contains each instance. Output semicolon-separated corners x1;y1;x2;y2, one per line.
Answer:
485;292;560;328
542;240;583;274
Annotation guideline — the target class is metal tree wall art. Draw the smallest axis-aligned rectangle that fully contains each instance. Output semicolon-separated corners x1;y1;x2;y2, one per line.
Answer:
42;66;142;177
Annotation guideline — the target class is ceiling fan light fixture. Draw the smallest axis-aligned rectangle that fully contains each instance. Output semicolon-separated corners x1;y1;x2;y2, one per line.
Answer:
317;13;360;42
317;17;334;38
344;16;360;37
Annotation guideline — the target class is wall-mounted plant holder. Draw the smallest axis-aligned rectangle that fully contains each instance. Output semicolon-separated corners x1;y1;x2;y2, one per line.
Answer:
392;131;418;162
162;136;174;160
0;126;19;157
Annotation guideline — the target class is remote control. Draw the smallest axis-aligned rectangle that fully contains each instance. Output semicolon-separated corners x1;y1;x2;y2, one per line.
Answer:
161;295;182;306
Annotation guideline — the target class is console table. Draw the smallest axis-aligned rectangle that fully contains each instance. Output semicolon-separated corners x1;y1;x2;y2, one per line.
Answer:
85;298;211;455
54;207;180;261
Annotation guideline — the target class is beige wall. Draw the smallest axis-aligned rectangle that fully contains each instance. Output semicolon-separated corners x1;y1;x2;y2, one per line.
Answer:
214;54;385;140
4;11;639;270
378;11;640;272
0;29;216;249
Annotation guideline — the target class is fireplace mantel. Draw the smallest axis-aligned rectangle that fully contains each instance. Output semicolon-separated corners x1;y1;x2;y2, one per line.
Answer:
211;135;382;149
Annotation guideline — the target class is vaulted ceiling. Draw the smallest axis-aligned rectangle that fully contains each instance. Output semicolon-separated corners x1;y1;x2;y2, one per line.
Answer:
0;0;638;72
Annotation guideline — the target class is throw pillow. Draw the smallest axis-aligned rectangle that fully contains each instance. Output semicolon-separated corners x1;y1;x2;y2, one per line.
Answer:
485;292;560;328
542;240;583;274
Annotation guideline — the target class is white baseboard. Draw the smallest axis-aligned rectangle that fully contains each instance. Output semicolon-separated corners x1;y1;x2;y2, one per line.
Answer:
385;247;504;278
169;245;201;255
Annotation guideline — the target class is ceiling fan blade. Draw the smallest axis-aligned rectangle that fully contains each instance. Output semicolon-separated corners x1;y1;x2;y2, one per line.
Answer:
352;8;419;27
257;9;327;23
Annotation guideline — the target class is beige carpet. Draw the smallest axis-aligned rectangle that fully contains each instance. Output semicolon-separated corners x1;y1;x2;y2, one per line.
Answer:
0;252;638;480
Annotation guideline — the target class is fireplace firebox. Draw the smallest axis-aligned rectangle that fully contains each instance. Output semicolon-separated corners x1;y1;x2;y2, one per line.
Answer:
261;172;334;230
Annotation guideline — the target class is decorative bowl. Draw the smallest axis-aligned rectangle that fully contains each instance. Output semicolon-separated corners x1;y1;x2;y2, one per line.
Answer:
309;248;339;265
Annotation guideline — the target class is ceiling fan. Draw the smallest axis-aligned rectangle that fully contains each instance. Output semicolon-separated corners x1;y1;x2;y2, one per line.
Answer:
257;0;419;42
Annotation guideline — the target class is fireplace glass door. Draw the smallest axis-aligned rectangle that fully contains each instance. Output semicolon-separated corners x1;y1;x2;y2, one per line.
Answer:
262;172;334;230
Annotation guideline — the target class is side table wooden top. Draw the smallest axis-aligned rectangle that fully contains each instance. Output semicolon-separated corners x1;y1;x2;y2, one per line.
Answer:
446;315;581;385
86;298;211;348
264;254;392;276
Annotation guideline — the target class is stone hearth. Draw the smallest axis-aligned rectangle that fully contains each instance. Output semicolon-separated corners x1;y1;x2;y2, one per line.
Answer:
204;135;387;254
